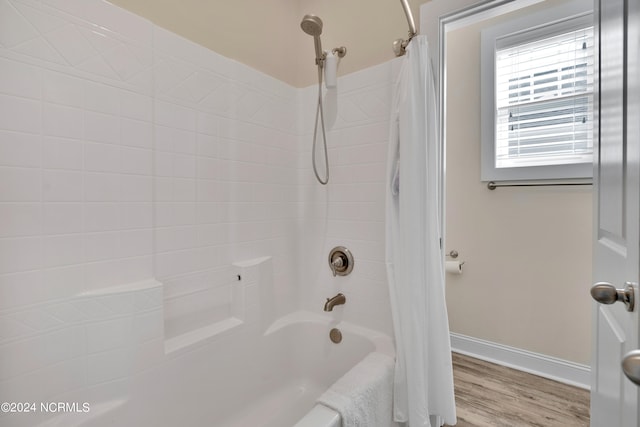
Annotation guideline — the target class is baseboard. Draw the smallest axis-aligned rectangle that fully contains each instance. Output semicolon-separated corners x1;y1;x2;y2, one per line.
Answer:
450;333;591;390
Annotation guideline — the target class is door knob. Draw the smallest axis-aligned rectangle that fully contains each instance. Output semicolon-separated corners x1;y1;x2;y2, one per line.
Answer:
590;282;635;312
622;350;640;386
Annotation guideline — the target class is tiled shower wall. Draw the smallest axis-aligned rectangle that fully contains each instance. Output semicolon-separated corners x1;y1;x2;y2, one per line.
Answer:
0;0;397;420
0;0;299;415
297;61;400;337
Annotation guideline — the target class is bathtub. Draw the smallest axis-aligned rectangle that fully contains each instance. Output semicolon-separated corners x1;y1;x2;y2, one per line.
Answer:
146;310;394;427
209;311;395;427
37;310;393;427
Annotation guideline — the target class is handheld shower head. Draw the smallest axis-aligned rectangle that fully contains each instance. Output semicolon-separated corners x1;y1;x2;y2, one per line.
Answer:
300;14;322;36
301;14;324;65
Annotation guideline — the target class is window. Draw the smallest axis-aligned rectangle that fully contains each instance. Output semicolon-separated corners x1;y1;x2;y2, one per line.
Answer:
480;4;594;182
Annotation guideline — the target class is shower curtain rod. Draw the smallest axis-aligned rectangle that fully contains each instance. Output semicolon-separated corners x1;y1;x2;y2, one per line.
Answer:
393;0;417;57
400;0;417;37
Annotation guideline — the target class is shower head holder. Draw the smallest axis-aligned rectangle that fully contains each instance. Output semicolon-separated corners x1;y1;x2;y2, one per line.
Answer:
332;46;347;58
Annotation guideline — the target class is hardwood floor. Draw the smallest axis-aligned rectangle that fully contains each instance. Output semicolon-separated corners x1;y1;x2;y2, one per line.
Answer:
445;353;590;427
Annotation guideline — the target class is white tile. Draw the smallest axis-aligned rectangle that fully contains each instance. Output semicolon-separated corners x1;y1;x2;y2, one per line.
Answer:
0;167;41;201
0;131;41;168
120;92;152;122
0;57;42;100
154;151;173;177
118;256;153;285
103;43;145;81
0;0;39;48
197;112;217;136
84;143;120;173
84;203;119;232
154;248;201;278
154;55;195;95
84;111;120;145
133;310;163;343
43;136;83;170
83;232;119;263
86;317;132;354
119;203;152;229
43;203;83;234
43;70;84;107
12;1;68;35
84;172;119;202
0;271;42;310
197;157;218;180
172;178;196;201
43;103;83;139
0;94;41;135
155;101;196;131
119;147;152;175
0;237;42;274
83;259;121;292
41;265;84;301
86;348;130;385
44;24;96;66
197;133;217;158
155;226;198;253
0;326;83;379
84;81;120;115
43;234;83;268
43;170;83;201
121;118;152;148
197;223;230;247
0;203;41;238
155;125;196;154
119;175;152;202
0;358;86;407
77;25;120;56
173;203;198;225
173;154;196;178
118;229;152;258
65;0;152;46
77;54;121;80
154;177;172;202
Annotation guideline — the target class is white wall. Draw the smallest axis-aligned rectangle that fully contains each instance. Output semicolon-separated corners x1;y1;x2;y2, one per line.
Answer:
445;10;593;365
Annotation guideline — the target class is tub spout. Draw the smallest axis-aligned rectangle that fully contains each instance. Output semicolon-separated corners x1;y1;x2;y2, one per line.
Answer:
324;293;346;311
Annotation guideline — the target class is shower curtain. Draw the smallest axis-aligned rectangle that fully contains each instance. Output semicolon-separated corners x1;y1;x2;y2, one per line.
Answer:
385;35;456;427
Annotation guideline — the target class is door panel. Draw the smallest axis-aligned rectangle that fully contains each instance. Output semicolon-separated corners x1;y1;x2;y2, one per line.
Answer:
592;0;640;425
595;307;625;426
598;0;625;239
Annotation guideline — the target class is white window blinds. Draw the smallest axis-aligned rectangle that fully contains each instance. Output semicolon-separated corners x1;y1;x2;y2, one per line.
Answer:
495;26;594;169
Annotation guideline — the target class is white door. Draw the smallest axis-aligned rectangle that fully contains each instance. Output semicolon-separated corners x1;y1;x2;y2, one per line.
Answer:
591;0;640;424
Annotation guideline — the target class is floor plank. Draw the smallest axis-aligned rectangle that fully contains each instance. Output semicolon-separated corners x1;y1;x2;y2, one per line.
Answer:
445;353;590;427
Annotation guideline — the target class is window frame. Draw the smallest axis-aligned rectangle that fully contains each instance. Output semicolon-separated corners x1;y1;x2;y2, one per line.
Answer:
480;1;594;182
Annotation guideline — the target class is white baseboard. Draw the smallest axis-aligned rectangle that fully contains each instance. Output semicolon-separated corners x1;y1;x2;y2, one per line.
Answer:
450;333;591;390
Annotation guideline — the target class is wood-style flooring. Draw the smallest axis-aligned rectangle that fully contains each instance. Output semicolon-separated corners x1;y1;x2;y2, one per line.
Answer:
445;353;590;427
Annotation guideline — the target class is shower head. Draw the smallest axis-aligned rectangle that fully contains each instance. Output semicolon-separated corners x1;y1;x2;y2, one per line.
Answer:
301;14;324;65
301;14;323;36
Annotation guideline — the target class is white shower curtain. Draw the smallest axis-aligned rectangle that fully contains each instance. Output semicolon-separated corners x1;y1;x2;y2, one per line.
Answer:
385;36;456;427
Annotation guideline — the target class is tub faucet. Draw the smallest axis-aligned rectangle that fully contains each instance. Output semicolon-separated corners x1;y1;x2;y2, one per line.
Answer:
324;293;346;311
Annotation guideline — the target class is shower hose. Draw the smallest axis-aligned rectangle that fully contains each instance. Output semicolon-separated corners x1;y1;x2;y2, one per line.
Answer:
312;64;329;185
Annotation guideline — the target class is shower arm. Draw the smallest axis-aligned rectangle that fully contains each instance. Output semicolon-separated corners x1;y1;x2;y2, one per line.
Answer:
394;0;417;57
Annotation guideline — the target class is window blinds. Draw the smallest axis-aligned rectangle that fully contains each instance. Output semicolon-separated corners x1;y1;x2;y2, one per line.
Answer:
495;26;594;169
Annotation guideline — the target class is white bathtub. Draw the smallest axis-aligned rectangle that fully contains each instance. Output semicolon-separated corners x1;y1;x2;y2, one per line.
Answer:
39;310;393;427
151;310;394;427
210;311;394;427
